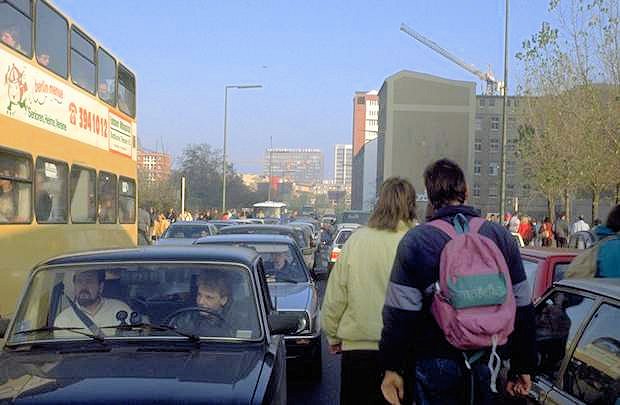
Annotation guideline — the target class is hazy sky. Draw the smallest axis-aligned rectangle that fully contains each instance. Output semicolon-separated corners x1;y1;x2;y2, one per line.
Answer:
55;0;551;177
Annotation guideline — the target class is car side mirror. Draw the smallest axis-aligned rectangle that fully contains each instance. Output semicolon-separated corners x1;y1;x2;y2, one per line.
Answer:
269;312;304;335
0;317;10;338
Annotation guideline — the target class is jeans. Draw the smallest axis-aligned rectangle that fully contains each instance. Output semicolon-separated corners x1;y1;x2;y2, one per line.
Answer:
414;358;499;405
340;350;391;405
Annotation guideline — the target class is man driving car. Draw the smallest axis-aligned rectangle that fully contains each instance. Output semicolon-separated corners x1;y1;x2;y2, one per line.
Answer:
54;270;133;331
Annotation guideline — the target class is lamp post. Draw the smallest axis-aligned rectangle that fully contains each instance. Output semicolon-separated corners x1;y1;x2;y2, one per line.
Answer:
499;0;510;222
222;84;262;213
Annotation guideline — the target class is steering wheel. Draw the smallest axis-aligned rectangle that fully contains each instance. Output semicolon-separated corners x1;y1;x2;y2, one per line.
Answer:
163;307;230;329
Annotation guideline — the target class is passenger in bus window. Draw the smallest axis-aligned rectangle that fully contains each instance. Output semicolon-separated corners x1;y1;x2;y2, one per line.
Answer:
0;173;16;223
35;176;53;222
0;26;22;52
37;53;50;67
98;198;115;223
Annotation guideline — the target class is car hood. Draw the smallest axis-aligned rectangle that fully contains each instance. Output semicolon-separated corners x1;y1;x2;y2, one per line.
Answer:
0;343;267;404
268;282;312;311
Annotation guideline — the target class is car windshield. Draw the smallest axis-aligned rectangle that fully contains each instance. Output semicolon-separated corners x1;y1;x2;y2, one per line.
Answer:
7;263;262;345
163;224;212;239
231;243;308;283
221;227;306;248
342;212;370;225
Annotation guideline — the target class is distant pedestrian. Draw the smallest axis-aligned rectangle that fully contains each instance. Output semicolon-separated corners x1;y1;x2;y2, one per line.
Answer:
138;207;151;245
518;216;534;246
380;159;536;405
508;212;520;233
531;217;541;247
554;213;570;248
571;215;590;234
322;177;417;405
166;208;177;223
540;217;554;247
567;204;620;278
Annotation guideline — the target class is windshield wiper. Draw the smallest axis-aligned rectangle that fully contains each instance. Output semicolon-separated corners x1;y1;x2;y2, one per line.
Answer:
13;326;105;342
99;322;201;342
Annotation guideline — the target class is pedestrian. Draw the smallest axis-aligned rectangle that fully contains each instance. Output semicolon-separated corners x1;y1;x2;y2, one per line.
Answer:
508;212;520;233
322;177;417;405
166;208;177;223
554;213;570;248
137;207;151;245
571;215;590;234
566;204;620;278
540;217;554;247
531;217;541;247
380;159;536;405
518;216;534;246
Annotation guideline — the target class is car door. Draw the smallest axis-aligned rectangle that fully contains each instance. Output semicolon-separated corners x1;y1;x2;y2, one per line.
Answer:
547;300;620;404
527;289;597;404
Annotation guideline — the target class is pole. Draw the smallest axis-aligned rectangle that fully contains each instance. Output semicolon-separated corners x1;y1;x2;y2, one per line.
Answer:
222;87;229;213
268;136;273;201
181;176;186;214
499;0;509;221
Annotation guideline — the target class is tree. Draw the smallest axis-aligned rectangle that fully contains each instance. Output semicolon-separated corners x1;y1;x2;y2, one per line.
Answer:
138;167;179;212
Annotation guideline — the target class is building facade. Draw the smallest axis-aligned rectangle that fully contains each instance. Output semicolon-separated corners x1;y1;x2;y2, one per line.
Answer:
263;148;324;185
334;144;352;187
137;149;172;182
377;70;476;216
352;90;379;156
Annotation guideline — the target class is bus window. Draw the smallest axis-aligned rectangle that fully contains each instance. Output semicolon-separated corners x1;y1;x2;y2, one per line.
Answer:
0;0;33;57
70;27;95;94
118;177;136;224
70;165;96;223
0;149;32;224
98;172;117;224
35;0;68;77
35;158;68;224
98;48;116;106
118;64;136;117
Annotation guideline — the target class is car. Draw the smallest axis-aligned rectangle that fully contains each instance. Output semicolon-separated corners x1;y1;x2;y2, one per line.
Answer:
340;210;371;226
520;247;579;302
328;227;358;271
155;221;218;246
218;224;316;270
506;278;620;404
195;234;322;380
207;219;245;230
568;230;597;249
0;246;301;404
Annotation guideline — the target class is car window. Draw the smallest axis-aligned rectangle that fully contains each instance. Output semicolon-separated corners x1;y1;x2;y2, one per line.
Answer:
7;263;262;343
164;224;212;239
563;303;620;404
553;263;569;282
535;291;594;382
335;230;352;245
235;243;308;283
522;259;539;293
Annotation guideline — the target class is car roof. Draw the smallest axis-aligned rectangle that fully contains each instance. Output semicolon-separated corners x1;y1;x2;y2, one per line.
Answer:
41;246;259;268
556;278;620;300
168;221;212;226
219;224;297;233
520;247;580;259
195;234;296;245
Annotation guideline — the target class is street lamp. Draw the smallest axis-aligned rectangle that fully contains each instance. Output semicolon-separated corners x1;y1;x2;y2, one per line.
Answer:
222;84;262;213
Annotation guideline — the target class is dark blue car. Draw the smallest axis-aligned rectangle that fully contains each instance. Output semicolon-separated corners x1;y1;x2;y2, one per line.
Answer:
0;247;300;404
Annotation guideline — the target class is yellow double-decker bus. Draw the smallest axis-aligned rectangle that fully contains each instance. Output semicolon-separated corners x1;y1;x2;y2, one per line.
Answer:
0;0;138;317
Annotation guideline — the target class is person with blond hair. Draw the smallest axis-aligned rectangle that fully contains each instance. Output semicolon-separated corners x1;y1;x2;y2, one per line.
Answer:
322;177;417;405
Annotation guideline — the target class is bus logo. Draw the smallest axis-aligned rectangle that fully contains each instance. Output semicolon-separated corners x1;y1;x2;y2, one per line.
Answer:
4;64;27;114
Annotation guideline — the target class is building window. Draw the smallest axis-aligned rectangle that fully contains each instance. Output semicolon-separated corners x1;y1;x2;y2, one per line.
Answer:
475;118;482;131
474;139;482;152
490;138;500;152
507;99;511;107
488;185;498;199
36;0;68;77
0;0;33;57
70;165;96;223
507;160;516;176
488;161;499;176
522;184;531;197
507;184;515;197
488;98;496;107
491;117;500;131
0;148;32;224
473;184;480;198
474;160;481;175
35;157;68;223
479;98;486;107
357;97;365;104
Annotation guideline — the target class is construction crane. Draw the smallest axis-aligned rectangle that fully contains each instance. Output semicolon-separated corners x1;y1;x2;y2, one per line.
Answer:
400;23;502;95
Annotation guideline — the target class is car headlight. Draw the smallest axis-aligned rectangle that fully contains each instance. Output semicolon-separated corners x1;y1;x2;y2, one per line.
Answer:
279;311;311;335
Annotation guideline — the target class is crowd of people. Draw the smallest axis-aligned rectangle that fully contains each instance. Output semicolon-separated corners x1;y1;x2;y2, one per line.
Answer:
322;158;619;405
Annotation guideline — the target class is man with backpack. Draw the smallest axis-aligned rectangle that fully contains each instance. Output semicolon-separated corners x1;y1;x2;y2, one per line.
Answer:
379;159;536;405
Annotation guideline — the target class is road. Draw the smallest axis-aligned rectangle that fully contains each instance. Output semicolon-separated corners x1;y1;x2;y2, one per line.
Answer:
287;247;340;404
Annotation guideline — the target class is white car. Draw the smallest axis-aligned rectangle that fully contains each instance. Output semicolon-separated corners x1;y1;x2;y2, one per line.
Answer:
328;227;357;271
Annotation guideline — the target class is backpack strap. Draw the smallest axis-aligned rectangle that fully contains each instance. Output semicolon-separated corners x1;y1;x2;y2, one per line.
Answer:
428;216;486;239
468;217;486;234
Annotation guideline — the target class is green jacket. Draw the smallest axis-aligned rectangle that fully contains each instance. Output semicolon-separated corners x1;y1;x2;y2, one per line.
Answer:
321;221;412;351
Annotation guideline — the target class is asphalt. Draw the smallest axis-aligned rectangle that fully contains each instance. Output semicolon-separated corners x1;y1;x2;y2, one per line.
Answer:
287;247;341;404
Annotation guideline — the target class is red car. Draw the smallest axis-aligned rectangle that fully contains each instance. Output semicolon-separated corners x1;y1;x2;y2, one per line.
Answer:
520;248;579;302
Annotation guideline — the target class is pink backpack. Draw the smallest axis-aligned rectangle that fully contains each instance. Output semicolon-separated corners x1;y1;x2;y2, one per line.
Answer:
429;214;516;392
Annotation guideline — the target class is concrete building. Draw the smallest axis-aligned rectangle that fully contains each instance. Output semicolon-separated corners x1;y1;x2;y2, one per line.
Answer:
334;144;352;187
137;148;172;182
376;70;476;215
263;148;323;185
352;90;379;156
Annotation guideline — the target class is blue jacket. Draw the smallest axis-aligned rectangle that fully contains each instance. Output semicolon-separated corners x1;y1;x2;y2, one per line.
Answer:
594;226;620;277
379;205;537;376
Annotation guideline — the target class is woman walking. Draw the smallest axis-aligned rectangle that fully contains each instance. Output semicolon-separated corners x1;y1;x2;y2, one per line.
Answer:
322;177;417;405
540;217;554;247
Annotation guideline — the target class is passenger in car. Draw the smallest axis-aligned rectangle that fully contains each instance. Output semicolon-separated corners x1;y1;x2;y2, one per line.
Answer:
266;251;295;281
54;270;134;330
172;273;233;337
